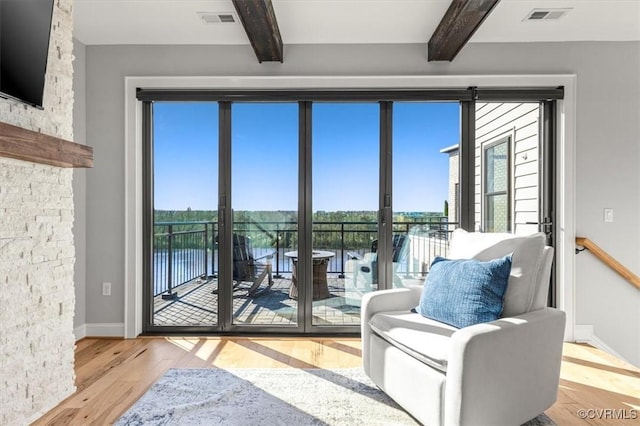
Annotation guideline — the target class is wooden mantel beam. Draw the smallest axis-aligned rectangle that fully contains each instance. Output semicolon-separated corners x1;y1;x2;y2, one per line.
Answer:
232;0;284;63
0;121;93;168
428;0;501;62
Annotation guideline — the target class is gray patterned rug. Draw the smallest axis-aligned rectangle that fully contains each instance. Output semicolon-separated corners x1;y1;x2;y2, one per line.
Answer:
116;368;556;425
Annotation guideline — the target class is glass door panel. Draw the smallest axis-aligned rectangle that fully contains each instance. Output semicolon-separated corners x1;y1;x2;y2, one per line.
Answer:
231;103;299;326
151;102;219;327
312;103;379;325
475;102;541;235
392;102;460;287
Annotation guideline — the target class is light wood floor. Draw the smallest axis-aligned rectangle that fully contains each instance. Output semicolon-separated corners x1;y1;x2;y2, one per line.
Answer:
33;338;639;425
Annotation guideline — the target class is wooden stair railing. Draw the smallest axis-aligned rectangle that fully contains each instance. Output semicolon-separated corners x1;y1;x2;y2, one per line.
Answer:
576;237;640;290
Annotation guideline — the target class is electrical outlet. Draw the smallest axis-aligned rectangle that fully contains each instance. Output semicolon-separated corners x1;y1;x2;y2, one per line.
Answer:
604;208;614;223
102;282;112;296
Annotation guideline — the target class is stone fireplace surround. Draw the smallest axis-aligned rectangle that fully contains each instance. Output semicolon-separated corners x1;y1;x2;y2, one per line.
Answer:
0;1;92;423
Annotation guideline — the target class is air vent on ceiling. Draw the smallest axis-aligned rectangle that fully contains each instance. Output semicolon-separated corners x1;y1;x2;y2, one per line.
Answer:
523;8;572;21
197;12;237;24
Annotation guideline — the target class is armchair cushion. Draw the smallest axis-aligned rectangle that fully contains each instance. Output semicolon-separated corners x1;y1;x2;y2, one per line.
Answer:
416;255;513;328
449;230;547;317
369;310;457;372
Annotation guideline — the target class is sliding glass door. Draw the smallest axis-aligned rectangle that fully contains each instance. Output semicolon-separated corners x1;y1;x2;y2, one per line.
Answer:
392;102;460;288
142;90;559;333
150;102;219;327
230;103;299;328
474;102;544;236
312;103;379;324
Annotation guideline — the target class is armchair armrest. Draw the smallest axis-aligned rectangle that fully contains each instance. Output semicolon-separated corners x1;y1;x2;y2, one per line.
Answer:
363;253;377;262
361;287;422;325
445;307;566;426
346;251;363;260
361;287;422;374
253;251;275;261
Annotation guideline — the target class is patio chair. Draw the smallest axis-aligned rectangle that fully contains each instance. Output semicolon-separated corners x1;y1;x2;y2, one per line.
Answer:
344;234;407;306
230;234;274;296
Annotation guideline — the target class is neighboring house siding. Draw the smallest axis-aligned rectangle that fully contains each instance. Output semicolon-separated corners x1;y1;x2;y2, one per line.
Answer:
475;102;540;235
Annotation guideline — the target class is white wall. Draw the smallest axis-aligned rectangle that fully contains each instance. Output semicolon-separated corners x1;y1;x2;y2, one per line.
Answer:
80;41;640;365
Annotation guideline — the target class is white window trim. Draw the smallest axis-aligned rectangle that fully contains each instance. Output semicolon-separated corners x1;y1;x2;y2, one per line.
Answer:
124;74;577;341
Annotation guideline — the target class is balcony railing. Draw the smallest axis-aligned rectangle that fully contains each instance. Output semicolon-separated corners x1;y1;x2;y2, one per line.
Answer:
153;218;456;297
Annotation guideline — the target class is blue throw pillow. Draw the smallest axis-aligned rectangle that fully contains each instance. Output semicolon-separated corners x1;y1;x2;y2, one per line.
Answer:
416;255;512;328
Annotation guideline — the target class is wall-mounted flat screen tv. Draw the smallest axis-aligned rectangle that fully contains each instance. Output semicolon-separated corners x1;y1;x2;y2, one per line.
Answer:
0;0;55;109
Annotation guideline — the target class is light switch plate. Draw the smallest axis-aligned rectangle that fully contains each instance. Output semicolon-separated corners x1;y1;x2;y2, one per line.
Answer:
102;282;112;296
604;208;614;223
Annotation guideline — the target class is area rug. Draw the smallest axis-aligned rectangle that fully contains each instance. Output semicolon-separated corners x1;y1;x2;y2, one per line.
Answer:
116;368;556;425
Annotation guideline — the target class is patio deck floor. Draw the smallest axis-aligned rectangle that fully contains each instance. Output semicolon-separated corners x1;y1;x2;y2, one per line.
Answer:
153;274;362;327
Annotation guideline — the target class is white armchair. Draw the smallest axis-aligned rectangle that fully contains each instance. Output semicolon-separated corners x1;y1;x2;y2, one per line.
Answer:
361;231;566;426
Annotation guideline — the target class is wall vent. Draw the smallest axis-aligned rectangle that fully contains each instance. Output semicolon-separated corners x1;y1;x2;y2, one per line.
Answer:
197;12;237;24
523;8;572;21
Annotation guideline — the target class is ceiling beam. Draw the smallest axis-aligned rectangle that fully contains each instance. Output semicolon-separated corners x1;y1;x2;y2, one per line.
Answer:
428;0;500;62
232;0;283;63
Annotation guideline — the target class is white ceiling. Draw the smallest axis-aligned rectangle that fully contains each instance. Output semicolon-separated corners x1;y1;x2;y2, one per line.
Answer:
73;0;640;46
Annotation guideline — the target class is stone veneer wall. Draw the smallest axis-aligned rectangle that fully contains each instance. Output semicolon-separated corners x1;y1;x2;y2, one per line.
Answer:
0;1;77;424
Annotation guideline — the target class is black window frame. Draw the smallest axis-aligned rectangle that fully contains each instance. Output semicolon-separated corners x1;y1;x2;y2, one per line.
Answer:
138;86;563;335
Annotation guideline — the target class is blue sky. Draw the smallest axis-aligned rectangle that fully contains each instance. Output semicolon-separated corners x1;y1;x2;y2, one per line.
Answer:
153;101;459;212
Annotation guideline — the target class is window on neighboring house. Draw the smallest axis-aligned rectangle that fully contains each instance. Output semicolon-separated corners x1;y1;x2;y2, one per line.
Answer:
483;137;510;232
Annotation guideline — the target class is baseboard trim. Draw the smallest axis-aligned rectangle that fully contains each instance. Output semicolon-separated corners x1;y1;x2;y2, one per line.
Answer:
73;324;87;341
573;324;594;342
75;323;125;340
574;324;632;365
